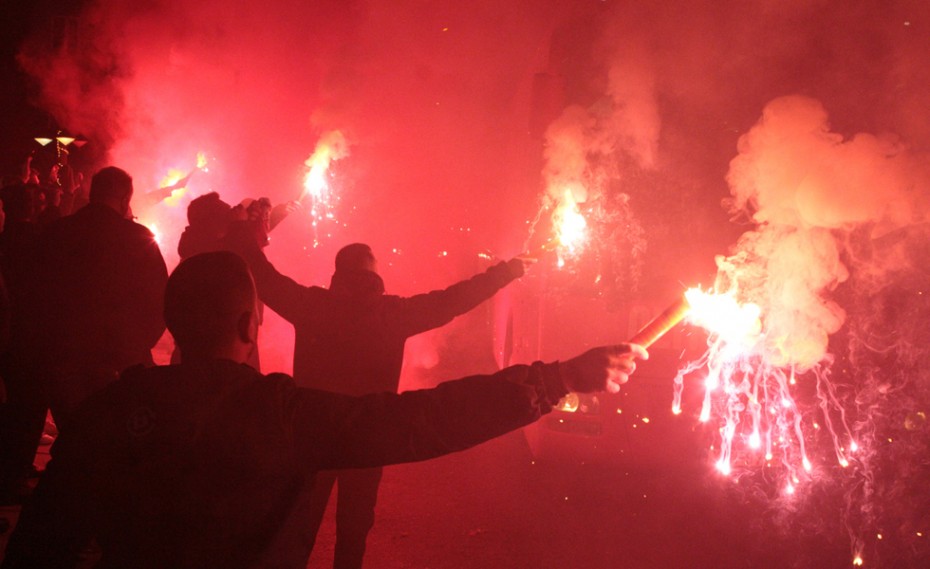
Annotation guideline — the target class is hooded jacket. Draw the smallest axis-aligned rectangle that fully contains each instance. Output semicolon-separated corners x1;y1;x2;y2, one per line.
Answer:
234;239;523;395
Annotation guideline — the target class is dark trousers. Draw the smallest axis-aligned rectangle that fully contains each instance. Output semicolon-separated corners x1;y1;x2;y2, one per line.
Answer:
306;467;384;569
0;362;46;498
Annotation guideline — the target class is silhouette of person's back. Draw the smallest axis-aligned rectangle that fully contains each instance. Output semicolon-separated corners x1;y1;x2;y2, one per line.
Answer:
33;166;168;428
230;235;527;569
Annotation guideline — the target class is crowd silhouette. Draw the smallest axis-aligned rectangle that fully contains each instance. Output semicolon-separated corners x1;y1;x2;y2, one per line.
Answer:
0;160;646;569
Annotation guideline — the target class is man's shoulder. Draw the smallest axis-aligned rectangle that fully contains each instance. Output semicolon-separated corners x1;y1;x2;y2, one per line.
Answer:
120;361;291;385
79;363;297;425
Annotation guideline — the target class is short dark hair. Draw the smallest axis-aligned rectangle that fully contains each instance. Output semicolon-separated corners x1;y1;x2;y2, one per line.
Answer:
164;251;255;355
89;166;133;204
187;192;232;233
334;243;375;272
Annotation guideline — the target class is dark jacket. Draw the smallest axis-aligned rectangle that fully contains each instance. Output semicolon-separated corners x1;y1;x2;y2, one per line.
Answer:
1;358;567;568
35;203;167;370
236;241;523;395
32;203;168;417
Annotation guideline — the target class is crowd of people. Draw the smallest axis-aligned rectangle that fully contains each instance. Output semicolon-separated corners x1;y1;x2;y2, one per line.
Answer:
0;160;647;569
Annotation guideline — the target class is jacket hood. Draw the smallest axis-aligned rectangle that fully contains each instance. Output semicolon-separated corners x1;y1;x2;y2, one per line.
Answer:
329;269;385;298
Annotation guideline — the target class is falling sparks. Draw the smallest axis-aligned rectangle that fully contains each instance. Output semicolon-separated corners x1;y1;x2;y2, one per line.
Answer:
671;287;857;489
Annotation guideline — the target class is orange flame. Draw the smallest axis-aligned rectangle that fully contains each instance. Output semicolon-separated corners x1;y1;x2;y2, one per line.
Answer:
547;187;587;267
303;130;349;201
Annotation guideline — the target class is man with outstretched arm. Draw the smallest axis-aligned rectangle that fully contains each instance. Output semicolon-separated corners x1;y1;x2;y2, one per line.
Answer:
226;229;535;568
1;251;646;569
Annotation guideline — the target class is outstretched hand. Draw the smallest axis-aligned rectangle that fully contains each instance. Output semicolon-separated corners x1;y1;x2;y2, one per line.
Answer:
559;344;649;394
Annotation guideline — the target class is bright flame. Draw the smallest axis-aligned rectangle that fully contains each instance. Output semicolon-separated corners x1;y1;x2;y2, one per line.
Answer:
546;188;588;267
554;189;587;250
301;131;349;245
684;288;762;348
302;130;349;201
145;223;162;248
158;151;210;208
159;168;188;207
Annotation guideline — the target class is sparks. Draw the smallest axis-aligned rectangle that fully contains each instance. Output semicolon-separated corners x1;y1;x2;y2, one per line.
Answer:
672;286;855;485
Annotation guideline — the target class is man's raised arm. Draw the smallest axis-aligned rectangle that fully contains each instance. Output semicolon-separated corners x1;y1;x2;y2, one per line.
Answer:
392;258;526;337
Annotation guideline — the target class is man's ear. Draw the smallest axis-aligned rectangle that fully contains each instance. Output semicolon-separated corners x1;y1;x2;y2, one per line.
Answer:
237;310;257;344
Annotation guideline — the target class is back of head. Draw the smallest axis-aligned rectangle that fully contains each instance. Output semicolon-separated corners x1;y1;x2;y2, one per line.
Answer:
165;251;256;358
187;192;233;235
335;243;376;273
89;167;133;213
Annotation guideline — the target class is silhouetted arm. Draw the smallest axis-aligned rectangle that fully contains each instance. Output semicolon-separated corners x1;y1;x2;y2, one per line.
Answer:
392;259;524;337
287;361;565;470
223;223;316;324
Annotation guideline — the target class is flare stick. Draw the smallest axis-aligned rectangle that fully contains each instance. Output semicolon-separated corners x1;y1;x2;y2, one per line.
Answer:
628;295;691;348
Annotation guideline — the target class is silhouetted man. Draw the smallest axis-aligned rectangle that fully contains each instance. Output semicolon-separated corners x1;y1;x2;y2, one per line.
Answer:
0;251;646;568
231;235;529;568
33;166;168;428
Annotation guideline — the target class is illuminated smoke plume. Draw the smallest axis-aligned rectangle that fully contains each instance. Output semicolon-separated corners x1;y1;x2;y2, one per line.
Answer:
699;94;930;565
722;95;924;369
536;42;657;269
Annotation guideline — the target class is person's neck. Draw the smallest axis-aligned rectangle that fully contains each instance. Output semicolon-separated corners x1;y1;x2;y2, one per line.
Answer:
179;347;250;365
91;200;126;217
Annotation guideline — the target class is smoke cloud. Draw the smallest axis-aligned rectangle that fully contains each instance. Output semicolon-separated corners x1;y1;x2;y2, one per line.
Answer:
718;95;930;369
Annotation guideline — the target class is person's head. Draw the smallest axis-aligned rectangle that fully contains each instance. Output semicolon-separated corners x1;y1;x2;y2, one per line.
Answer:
335;243;377;274
89;166;133;217
164;251;258;363
187;192;233;237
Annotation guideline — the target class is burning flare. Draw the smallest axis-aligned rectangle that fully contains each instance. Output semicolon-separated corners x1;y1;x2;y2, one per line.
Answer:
553;188;587;253
301;130;349;245
158;151;211;207
302;130;348;203
672;286;856;489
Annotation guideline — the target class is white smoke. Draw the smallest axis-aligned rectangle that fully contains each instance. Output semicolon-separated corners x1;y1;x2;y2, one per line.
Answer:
721;95;930;369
